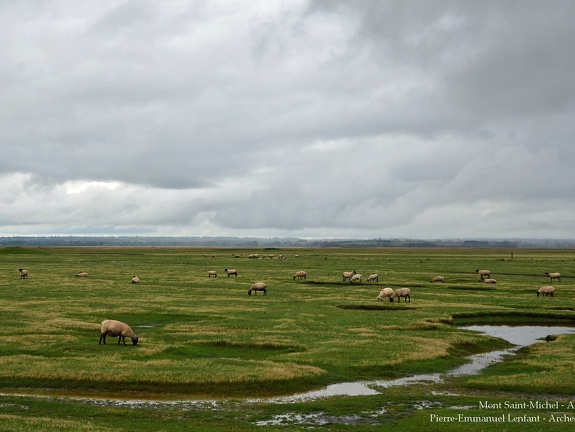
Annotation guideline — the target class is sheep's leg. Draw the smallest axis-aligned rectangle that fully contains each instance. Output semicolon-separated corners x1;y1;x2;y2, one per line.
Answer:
99;333;106;345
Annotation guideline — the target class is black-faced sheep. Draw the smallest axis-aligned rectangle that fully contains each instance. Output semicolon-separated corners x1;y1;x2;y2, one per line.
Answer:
131;276;141;283
376;287;394;302
475;269;491;280
545;272;561;282
367;274;379;282
484;278;497;284
537;286;555;297
248;282;267;296
342;270;356;282
391;288;411;303
431;276;445;283
207;270;217;278
99;319;139;346
75;272;89;277
19;269;28;279
293;271;307;280
225;268;238;277
349;274;362;283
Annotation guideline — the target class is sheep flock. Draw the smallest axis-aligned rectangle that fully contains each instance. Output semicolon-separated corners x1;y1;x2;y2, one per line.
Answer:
13;253;568;351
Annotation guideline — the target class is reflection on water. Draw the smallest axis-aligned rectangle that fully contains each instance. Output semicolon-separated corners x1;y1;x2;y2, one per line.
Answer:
460;325;575;346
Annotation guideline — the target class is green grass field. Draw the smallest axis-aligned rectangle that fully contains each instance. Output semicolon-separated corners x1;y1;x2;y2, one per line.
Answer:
0;246;574;431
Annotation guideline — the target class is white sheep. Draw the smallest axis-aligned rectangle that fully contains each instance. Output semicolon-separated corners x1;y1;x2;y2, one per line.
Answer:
431;276;445;283
248;282;267;296
376;287;394;302
342;270;356;282
545;272;561;282
475;269;491;280
349;274;362;283
19;268;28;279
484;278;497;284
367;274;379;282
131;276;141;283
207;270;218;278
293;271;307;280
391;288;411;303
225;268;238;277
537;286;555;297
99;319;139;346
75;272;89;277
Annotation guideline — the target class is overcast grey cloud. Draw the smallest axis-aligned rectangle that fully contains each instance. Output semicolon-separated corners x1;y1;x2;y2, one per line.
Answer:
1;0;574;239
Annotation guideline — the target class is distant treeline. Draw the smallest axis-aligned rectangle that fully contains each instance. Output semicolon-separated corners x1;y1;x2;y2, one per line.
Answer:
1;236;574;249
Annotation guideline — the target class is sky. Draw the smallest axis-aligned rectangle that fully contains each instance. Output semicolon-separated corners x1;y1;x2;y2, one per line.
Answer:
1;0;574;239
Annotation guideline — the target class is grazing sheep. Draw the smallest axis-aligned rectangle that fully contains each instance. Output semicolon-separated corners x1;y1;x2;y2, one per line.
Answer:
131;276;141;283
376;287;394;302
225;268;238;277
545;272;561;282
248;282;267;296
475;269;491;280
207;270;218;278
99;319;139;346
391;288;411;303
18;269;28;279
293;271;307;280
431;276;445;283
367;274;379;282
537;286;556;297
484;278;497;284
342;270;357;282
75;272;89;277
248;254;259;259
349;274;362;283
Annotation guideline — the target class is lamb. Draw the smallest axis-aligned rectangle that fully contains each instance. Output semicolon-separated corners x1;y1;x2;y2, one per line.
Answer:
99;319;139;346
431;276;445;283
207;270;218;278
484;278;497;284
376;287;394;302
248;282;267;296
225;268;238;277
475;269;491;280
75;272;89;277
293;271;307;280
342;270;356;282
545;272;561;282
131;276;141;283
18;269;28;279
537;286;555;297
349;274;362;283
367;274;379;282
391;288;411;303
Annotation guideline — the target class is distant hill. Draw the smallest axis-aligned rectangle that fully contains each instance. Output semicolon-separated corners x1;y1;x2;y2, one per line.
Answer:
1;236;574;248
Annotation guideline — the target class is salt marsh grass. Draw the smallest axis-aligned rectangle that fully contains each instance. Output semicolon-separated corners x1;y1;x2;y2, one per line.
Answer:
1;247;575;430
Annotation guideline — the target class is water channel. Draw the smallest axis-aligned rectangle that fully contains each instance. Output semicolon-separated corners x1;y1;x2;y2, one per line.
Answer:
256;324;575;404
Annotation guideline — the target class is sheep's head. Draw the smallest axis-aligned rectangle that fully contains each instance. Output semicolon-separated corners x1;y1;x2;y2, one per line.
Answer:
132;337;139;346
